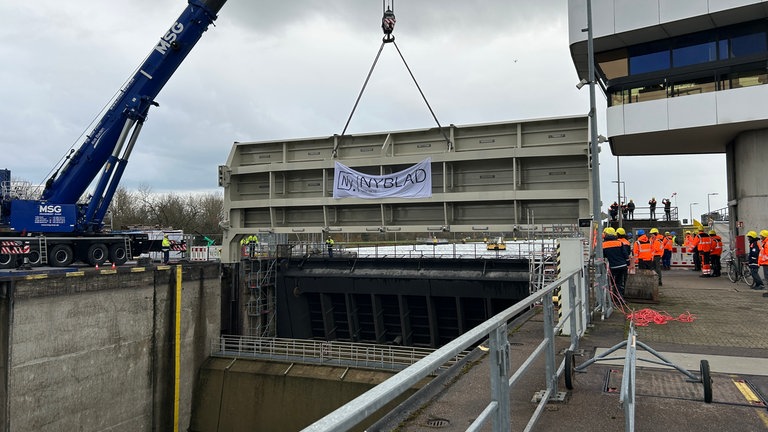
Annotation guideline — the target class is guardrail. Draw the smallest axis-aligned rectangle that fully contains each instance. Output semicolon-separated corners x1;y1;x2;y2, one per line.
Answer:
212;336;469;372
301;266;588;432
279;240;559;261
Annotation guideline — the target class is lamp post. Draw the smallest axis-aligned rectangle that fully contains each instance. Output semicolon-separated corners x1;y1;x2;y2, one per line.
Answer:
689;202;699;224
611;180;625;225
707;192;718;225
581;0;610;318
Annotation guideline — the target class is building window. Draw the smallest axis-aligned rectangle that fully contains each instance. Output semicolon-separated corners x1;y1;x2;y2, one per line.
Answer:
721;69;768;89
602;20;768;106
730;32;767;58
670;77;717;97
673;41;717;67
597;49;629;80
629;50;670;75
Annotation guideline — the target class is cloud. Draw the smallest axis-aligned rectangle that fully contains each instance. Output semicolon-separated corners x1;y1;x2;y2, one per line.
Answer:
0;0;727;213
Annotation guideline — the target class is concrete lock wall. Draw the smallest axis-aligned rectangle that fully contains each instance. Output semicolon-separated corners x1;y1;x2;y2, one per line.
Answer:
0;262;221;432
190;357;422;432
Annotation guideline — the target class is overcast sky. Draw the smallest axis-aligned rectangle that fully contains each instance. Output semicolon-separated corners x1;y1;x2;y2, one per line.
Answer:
0;0;728;220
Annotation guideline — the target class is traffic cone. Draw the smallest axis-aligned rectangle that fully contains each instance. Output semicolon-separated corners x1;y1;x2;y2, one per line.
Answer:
111;262;116;270
95;263;99;270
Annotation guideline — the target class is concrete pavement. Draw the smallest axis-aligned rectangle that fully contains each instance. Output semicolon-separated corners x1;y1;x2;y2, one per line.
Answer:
388;269;768;432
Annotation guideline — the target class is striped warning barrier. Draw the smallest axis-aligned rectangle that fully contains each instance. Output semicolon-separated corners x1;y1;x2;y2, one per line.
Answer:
190;246;208;261
553;242;563;325
0;241;29;255
669;247;694;268
190;246;222;261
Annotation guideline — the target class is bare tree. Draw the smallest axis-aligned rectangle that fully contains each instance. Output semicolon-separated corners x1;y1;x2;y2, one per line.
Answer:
107;186;224;244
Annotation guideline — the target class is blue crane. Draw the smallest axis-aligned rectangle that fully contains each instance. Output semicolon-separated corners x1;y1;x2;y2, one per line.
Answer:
0;0;226;268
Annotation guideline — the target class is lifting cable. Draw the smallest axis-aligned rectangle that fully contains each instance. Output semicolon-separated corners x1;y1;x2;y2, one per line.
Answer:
333;1;453;158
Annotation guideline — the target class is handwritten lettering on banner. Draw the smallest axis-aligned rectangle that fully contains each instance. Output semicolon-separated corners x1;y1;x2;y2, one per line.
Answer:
333;158;432;199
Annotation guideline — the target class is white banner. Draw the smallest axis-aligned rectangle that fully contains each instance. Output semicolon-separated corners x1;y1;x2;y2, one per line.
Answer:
333;158;432;199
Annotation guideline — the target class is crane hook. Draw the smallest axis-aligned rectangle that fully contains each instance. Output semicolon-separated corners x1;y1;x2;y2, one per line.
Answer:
382;1;396;43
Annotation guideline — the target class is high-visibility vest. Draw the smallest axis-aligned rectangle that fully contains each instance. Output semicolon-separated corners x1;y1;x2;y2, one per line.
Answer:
664;235;673;251
759;241;768;266
684;234;693;252
711;236;723;256
633;237;653;261
697;235;712;253
652;236;665;257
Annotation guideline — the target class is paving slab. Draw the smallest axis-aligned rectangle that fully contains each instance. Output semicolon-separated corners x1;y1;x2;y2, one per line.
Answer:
388;269;768;432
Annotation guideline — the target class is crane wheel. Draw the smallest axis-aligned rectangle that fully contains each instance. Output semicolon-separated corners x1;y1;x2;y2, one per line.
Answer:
0;254;16;269
86;243;108;267
49;244;74;267
109;244;129;266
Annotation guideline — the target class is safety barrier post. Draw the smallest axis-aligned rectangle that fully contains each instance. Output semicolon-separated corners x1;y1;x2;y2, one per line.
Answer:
556;238;584;335
488;324;510;431
542;286;559;397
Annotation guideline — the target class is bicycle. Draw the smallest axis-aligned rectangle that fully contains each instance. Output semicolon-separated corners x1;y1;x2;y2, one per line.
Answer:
724;251;753;286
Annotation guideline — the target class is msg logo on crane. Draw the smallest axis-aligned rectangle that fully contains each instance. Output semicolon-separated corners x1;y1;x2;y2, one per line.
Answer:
155;22;184;55
39;205;62;214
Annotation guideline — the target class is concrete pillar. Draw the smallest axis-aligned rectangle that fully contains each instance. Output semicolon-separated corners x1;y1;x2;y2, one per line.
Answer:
729;129;768;236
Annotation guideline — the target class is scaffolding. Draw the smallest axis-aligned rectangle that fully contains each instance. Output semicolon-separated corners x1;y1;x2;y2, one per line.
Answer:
242;246;278;337
528;238;557;294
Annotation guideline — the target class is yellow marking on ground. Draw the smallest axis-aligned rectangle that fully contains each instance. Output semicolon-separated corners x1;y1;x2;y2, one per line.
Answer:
24;274;48;280
731;380;768;428
65;271;85;277
733;377;768;426
758;411;768;429
156;265;171;271
99;269;117;275
733;379;763;405
130;267;147;272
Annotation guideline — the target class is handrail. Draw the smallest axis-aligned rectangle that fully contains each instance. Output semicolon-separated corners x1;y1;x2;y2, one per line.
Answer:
301;267;587;432
212;336;469;372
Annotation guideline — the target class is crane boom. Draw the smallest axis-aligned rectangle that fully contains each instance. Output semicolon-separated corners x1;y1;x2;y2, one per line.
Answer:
37;0;226;231
0;0;226;268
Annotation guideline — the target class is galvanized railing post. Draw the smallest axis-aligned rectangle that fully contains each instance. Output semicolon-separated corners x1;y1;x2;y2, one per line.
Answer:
489;324;511;431
568;276;579;348
542;285;559;396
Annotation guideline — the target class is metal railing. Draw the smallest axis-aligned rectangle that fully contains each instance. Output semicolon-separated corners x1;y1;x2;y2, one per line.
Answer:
285;239;560;260
212;336;469;372
301;266;588;432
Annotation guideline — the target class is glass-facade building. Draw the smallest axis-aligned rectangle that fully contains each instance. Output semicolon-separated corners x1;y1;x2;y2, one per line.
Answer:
568;0;768;244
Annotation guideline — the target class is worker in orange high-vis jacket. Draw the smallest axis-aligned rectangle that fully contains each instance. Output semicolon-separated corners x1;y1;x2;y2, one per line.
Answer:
709;230;723;277
690;231;702;272
683;231;694;269
603;227;629;299
650;228;664;286
662;231;674;270
697;229;712;277
759;230;768;297
633;230;654;270
616;227;632;286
